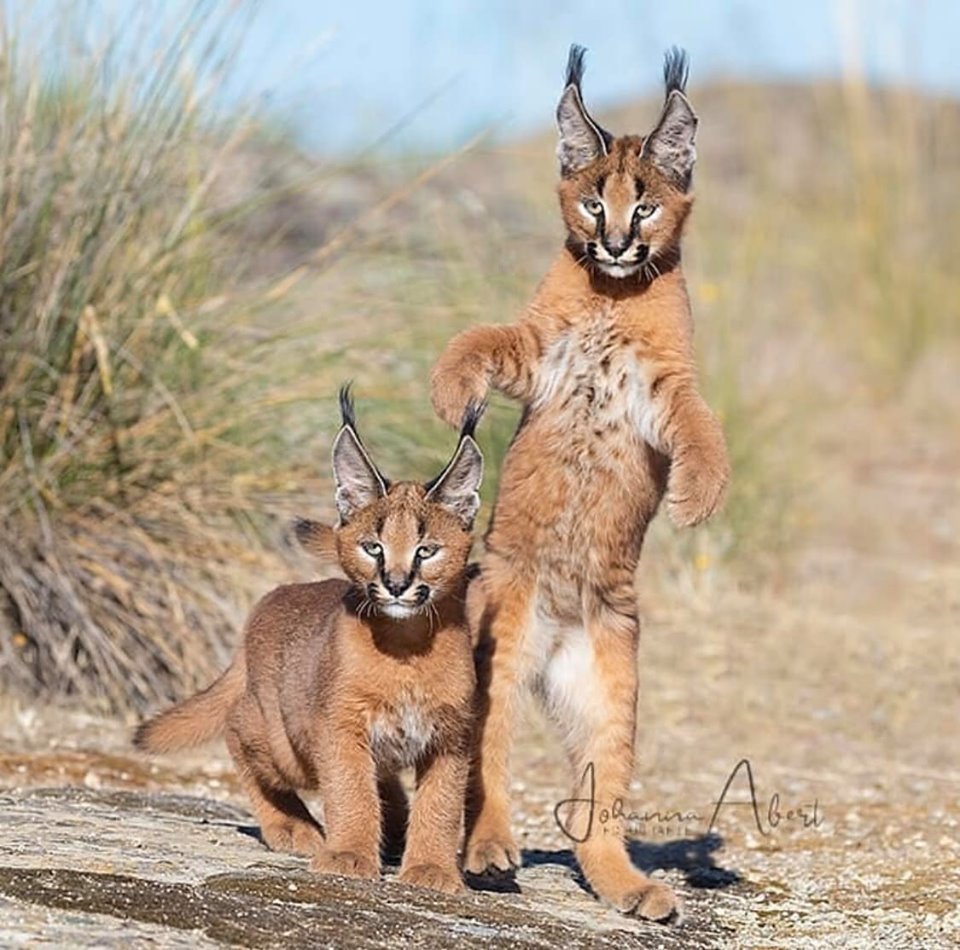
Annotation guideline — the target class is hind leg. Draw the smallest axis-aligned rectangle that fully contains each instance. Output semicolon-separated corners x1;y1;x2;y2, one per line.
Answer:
543;586;678;922
465;558;537;874
225;725;325;857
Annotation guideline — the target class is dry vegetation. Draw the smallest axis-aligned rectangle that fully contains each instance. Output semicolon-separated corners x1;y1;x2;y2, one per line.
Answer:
1;3;958;722
0;3;314;711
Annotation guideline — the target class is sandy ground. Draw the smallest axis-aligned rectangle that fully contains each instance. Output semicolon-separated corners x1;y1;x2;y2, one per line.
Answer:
0;607;957;950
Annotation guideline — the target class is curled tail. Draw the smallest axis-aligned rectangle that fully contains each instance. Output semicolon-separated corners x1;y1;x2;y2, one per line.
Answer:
133;651;246;754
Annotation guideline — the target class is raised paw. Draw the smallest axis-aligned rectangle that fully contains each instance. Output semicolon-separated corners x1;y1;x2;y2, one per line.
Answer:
310;848;379;880
464;834;520;876
667;447;730;528
429;364;487;429
398;862;465;895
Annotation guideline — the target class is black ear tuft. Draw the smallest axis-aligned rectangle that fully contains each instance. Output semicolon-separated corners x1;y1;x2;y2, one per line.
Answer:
663;46;690;97
331;386;391;522
459;400;486;442
557;43;613;176
565;43;587;90
338;382;356;429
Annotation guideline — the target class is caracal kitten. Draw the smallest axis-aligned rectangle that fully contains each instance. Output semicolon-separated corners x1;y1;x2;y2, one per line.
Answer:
136;389;484;895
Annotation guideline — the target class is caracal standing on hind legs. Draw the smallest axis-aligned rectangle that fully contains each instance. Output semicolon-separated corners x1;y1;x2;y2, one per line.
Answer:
430;46;730;922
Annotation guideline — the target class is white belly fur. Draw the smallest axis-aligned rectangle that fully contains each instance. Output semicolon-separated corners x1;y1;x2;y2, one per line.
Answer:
529;608;607;743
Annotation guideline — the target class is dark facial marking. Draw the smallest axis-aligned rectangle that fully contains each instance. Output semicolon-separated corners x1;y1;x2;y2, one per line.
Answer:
596;174;607;197
634;177;645;199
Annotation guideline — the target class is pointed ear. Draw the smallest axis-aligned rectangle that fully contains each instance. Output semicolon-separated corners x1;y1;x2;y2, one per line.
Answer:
642;49;697;191
557;45;611;177
332;426;387;522
331;385;388;522
425;436;483;528
642;91;698;191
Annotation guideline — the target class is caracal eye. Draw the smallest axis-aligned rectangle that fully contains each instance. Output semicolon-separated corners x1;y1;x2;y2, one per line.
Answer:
634;202;658;221
361;540;383;557
583;198;604;217
416;544;439;560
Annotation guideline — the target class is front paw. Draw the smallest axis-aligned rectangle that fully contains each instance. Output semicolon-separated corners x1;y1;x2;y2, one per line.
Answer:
667;445;730;528
398;862;465;895
464;833;520;875
311;848;379;880
430;364;487;429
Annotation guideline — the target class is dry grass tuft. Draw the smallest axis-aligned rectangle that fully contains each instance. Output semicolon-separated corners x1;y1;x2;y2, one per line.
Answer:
0;3;304;712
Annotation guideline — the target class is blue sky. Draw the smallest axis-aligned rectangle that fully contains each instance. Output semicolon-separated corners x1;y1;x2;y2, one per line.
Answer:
233;0;960;153
15;0;960;154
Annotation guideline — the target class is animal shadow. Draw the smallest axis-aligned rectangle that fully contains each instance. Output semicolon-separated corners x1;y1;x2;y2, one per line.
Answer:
628;833;741;889
519;833;740;895
464;866;522;894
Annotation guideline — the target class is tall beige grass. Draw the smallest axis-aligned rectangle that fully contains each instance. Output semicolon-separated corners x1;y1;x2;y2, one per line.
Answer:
0;2;301;712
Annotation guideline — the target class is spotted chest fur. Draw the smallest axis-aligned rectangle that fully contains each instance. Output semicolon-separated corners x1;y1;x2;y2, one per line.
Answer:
532;314;659;460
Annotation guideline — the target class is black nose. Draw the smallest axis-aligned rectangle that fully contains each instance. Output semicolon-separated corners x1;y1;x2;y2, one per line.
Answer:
603;237;631;258
383;573;411;597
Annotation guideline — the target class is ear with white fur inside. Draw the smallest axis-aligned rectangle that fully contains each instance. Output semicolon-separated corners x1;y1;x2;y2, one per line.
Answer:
331;385;388;522
557;44;612;177
425;402;485;527
641;47;698;192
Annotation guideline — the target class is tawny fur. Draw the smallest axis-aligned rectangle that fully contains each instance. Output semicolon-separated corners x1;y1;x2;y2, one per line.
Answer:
430;47;729;923
135;395;484;896
133;652;246;753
